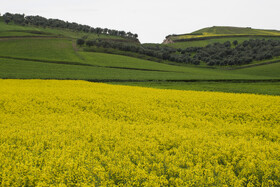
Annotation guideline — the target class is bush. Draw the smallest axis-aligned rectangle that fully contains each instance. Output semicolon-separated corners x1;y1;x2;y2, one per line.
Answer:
76;39;85;46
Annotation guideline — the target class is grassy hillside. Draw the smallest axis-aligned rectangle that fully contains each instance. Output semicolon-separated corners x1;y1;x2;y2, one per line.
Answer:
0;18;279;95
1;55;279;81
0;20;133;42
0;38;82;62
167;26;280;41
164;26;280;49
111;82;280;96
192;26;280;35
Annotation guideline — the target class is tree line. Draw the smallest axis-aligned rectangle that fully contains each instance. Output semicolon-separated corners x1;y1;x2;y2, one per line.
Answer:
1;12;138;39
78;38;280;66
78;38;201;64
191;39;280;66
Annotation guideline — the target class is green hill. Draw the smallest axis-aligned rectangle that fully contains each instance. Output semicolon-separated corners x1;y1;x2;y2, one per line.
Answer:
0;15;279;95
192;26;280;35
164;26;280;48
0;14;138;43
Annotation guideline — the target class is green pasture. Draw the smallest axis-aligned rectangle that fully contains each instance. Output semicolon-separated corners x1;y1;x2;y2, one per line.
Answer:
109;82;280;96
192;26;280;35
0;22;280;95
0;56;279;81
0;21;127;41
232;62;280;78
169;26;280;41
0;38;82;62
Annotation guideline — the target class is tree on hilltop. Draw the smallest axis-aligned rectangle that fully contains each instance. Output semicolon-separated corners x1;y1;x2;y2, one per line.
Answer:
3;12;13;24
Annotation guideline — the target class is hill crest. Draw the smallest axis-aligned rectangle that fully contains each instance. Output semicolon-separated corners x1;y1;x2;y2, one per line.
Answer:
164;26;280;44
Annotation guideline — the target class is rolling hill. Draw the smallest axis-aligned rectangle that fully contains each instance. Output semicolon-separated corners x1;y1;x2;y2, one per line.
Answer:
0;14;279;95
164;26;280;48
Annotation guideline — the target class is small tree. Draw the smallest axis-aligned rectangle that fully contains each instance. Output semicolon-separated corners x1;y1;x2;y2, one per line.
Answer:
3;12;13;24
224;41;231;48
233;40;238;46
76;39;85;46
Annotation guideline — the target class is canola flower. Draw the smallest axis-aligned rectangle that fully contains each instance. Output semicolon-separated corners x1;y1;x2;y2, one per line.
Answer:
0;79;280;186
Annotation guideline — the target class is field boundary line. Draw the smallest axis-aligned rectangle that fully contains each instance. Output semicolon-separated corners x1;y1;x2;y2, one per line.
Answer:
0;56;179;73
1;78;280;83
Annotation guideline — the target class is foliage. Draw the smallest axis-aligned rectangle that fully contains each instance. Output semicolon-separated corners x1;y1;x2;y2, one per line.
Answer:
166;36;280;49
2;12;138;39
76;38;85;46
168;26;280;41
83;38;280;66
174;39;280;66
0;79;280;186
191;39;280;66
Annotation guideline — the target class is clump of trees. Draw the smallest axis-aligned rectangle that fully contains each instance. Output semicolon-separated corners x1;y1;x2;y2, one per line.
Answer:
1;12;138;39
76;39;85;46
79;38;280;66
191;39;280;66
80;38;201;64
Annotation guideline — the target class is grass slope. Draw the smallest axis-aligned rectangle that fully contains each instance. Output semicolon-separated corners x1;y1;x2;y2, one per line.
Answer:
110;82;280;96
0;38;82;62
1;35;277;81
192;26;280;35
165;26;280;49
169;26;280;41
1;57;279;81
0;22;280;95
0;21;131;41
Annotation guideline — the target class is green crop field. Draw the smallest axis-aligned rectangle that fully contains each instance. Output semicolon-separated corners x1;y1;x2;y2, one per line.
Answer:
0;21;129;41
0;19;280;95
0;38;82;62
1;56;279;81
231;62;280;78
110;82;280;96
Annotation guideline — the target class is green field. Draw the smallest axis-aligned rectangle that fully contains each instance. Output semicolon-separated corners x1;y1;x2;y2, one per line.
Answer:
0;21;129;41
165;26;280;49
0;38;82;62
1;55;280;81
168;26;280;41
0;20;280;95
192;26;280;35
110;82;280;95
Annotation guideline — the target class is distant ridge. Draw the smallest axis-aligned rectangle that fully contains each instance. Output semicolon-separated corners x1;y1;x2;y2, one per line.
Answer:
191;26;280;35
163;26;280;44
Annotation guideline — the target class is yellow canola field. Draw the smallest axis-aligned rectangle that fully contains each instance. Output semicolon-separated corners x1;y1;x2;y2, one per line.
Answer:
0;79;280;186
